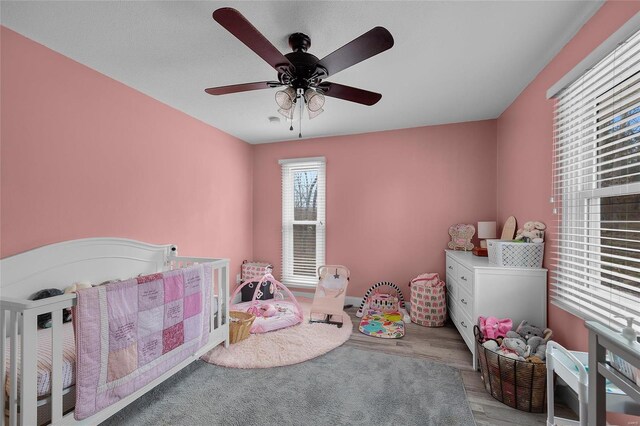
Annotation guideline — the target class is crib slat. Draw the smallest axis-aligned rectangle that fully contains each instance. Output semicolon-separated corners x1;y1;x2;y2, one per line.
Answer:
216;268;222;330
223;264;229;323
0;309;6;426
20;312;37;426
51;310;63;424
8;311;18;426
221;265;230;348
208;268;220;333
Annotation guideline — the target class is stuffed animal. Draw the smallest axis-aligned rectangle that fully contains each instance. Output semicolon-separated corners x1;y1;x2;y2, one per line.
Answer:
482;338;523;360
506;320;548;342
482;340;499;351
506;320;553;361
526;356;545;364
499;337;529;360
478;316;512;340
527;336;548;360
515;221;546;243
64;281;92;294
30;288;72;328
259;303;278;317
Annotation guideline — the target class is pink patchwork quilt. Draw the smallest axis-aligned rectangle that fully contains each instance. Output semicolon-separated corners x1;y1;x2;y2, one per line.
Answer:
74;263;212;420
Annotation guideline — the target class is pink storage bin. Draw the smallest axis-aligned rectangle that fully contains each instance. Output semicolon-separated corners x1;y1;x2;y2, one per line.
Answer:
241;261;273;282
410;272;447;327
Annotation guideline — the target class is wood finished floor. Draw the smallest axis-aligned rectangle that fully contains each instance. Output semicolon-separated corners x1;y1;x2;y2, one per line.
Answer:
343;307;578;426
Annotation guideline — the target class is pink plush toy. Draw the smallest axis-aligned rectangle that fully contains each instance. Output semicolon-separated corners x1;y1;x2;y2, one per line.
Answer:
478;316;512;340
259;303;278;317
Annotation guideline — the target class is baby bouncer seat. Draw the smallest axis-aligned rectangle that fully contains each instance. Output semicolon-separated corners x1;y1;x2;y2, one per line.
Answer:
310;265;350;328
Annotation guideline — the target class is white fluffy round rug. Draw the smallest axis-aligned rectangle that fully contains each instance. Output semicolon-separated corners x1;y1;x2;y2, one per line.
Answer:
201;299;353;368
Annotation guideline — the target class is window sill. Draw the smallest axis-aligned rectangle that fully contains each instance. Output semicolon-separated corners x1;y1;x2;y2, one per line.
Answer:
282;280;317;289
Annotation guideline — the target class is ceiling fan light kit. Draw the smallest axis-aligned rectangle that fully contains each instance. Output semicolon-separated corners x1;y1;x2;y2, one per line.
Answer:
205;7;394;138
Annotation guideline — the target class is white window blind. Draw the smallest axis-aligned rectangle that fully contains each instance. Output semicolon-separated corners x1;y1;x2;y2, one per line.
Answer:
551;28;640;332
279;157;326;286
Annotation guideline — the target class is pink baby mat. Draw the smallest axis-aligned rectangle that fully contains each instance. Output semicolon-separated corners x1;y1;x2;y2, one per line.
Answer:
232;300;302;333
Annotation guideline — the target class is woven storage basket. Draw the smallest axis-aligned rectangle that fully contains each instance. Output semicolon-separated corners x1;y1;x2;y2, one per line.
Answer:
487;240;544;268
474;326;547;413
229;311;255;344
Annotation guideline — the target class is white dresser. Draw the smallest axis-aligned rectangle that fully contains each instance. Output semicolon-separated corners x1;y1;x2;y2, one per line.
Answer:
445;250;547;369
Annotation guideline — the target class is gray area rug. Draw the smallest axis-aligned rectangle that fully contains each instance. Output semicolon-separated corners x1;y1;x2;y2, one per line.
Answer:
101;346;475;426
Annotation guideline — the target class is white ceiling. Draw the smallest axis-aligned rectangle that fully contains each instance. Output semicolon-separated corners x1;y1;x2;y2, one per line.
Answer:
2;1;603;144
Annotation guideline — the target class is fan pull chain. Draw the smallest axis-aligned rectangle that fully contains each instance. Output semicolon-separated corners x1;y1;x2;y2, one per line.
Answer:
299;99;303;138
289;100;294;131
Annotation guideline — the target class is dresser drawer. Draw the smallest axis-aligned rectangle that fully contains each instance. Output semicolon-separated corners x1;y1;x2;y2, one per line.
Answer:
457;286;472;320
446;257;457;278
455;310;474;350
447;293;457;319
457;265;474;295
445;273;456;299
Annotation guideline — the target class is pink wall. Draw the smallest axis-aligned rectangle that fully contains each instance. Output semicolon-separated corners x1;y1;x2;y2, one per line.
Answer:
1;27;254;276
496;1;640;352
253;121;497;297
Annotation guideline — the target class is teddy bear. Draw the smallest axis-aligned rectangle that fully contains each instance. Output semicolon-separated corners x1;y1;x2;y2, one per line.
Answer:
515;221;546;243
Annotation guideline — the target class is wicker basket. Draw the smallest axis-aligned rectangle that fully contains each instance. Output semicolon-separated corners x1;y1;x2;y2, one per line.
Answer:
474;326;547;412
229;311;255;344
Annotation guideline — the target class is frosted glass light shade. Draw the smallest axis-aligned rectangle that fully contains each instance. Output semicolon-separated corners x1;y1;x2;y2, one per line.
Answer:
304;88;325;112
275;87;296;109
308;107;324;119
477;221;497;239
278;107;294;120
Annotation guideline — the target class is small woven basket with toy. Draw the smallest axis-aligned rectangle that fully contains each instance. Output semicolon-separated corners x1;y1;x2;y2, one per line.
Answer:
475;318;553;413
229;311;256;344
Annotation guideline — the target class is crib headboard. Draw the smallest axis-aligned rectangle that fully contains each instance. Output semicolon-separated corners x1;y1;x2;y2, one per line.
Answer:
0;238;177;299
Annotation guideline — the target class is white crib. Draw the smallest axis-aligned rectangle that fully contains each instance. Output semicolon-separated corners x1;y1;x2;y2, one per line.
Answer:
0;238;230;425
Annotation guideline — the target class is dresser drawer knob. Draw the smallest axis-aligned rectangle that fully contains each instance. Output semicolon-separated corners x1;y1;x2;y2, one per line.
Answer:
461;276;467;281
460;298;467;305
461;321;467;328
448;265;453;270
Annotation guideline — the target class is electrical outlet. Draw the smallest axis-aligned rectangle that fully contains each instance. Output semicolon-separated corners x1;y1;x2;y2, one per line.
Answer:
236;273;241;284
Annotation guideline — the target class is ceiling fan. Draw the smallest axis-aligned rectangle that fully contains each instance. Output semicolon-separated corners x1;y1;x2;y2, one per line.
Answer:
205;8;394;134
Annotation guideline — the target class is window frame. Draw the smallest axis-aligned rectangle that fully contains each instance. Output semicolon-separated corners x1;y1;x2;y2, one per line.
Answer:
279;157;326;287
552;37;640;331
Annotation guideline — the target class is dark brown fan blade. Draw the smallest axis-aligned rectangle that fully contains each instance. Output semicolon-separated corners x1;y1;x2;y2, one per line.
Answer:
318;82;382;106
213;8;292;72
205;81;281;95
318;27;393;77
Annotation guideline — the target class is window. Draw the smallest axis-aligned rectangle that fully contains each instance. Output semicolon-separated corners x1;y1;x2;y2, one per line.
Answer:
279;157;326;286
551;30;640;331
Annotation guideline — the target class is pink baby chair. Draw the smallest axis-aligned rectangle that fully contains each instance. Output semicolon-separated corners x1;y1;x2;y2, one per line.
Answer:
309;265;350;328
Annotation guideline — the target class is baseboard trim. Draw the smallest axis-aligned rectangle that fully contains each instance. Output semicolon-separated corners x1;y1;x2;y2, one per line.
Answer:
290;290;362;308
232;288;363;310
